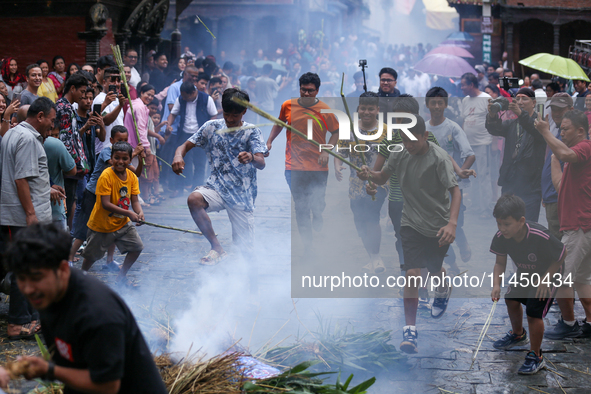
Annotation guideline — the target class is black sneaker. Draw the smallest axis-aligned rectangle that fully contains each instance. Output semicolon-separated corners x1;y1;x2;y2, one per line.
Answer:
580;319;591;338
493;329;529;350
518;351;545;375
400;325;418;354
431;285;452;319
544;317;582;340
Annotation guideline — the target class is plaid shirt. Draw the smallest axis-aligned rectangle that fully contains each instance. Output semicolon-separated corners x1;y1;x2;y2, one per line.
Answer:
56;97;88;173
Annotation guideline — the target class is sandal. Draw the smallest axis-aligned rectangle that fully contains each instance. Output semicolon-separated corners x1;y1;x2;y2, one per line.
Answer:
8;321;41;340
200;250;228;266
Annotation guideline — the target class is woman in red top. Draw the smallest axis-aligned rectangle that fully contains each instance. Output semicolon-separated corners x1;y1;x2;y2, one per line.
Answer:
48;55;67;98
1;57;26;97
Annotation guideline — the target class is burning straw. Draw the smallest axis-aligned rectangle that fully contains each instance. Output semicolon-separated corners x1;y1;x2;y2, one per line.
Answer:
155;352;243;394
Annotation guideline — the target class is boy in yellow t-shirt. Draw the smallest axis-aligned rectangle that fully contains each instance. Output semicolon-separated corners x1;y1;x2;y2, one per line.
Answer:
81;141;145;287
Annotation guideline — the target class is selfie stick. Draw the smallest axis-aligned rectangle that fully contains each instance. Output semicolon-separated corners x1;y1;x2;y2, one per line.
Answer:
360;61;368;93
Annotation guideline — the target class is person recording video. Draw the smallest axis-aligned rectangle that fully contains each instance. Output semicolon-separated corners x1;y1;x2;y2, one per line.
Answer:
485;88;546;222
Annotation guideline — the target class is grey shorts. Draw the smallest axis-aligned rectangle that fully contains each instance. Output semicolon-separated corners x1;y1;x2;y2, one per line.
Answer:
192;186;254;251
81;222;144;262
562;229;591;286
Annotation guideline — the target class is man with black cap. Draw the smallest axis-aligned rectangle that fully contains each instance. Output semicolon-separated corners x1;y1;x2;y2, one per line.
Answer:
485;88;546;221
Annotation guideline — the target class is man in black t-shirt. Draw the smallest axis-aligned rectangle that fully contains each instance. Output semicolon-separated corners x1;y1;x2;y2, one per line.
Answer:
489;195;566;375
4;223;167;394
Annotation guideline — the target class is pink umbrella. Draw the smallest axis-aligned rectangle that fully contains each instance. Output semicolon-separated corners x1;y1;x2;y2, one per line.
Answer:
439;40;471;49
413;54;477;78
427;46;474;58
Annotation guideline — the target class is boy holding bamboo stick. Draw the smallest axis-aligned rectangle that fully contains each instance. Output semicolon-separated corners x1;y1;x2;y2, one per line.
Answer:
357;115;460;354
81;141;145;287
490;194;566;375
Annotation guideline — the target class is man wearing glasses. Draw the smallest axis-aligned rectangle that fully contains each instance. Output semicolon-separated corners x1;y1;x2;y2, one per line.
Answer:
377;67;401;114
485;88;546;221
123;49;141;88
92;67;128;155
266;72;339;246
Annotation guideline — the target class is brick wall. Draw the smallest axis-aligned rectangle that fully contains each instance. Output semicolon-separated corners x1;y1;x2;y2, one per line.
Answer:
0;17;86;72
0;16;118;74
505;0;591;6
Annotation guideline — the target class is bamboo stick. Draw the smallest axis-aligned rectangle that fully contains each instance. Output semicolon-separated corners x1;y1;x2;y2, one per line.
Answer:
469;300;497;370
231;97;362;171
339;73;375;201
196;16;216;39
111;45;147;177
154;154;186;178
141;221;204;236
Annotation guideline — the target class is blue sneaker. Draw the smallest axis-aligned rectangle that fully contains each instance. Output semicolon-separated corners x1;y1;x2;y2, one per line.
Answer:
493;329;529;350
518;351;545;375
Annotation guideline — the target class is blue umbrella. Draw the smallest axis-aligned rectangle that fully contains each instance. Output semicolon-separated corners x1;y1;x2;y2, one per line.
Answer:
446;32;474;41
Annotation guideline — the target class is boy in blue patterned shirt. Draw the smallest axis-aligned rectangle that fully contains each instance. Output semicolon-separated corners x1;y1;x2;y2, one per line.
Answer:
172;88;267;266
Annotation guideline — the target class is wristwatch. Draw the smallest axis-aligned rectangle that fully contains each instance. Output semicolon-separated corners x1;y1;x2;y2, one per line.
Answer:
43;361;56;381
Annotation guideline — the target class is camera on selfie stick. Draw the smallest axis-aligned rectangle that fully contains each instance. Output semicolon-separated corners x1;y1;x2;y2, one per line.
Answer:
358;59;368;93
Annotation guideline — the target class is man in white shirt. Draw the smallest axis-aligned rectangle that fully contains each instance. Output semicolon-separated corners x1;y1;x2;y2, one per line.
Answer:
460;72;493;217
166;81;217;192
124;49;141;89
92;67;128;155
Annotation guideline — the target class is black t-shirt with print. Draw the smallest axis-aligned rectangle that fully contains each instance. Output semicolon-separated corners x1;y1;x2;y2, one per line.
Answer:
490;221;565;275
39;269;166;394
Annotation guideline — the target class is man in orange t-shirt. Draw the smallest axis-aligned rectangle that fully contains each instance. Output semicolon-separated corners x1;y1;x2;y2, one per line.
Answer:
266;72;339;244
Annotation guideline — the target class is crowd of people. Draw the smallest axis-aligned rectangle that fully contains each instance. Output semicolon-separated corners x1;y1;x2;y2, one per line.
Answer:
0;37;591;391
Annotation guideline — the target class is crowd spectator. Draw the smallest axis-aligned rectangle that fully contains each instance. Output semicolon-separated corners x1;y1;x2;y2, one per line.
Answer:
93;66;127;155
48;56;67;98
20;64;42;105
36;60;58;103
124;48;141;88
1;57;26;99
65;63;80;81
573;80;589;111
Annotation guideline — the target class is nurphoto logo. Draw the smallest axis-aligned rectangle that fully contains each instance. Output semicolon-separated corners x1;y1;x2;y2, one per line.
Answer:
307;110;418;153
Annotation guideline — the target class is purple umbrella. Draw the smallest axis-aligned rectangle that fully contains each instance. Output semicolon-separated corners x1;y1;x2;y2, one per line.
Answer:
413;54;477;78
439;40;471;49
427;46;474;58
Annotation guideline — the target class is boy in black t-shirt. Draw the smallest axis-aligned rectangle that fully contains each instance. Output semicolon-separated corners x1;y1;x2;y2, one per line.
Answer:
490;194;566;375
4;223;167;394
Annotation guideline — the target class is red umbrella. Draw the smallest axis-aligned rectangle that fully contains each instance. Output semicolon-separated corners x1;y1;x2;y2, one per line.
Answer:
427;46;474;58
413;54;477;78
439;40;471;49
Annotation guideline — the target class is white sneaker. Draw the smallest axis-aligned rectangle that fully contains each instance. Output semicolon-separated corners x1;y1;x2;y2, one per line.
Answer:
373;256;386;273
362;261;375;274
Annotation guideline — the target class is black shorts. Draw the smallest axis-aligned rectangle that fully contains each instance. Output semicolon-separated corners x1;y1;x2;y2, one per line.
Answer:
400;226;449;273
505;285;554;319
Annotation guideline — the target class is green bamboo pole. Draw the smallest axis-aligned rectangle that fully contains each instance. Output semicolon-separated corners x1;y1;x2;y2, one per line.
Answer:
141;221;204;236
196;16;216;39
230;97;361;172
340;73;375;201
154;154;186;178
111;45;147;177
